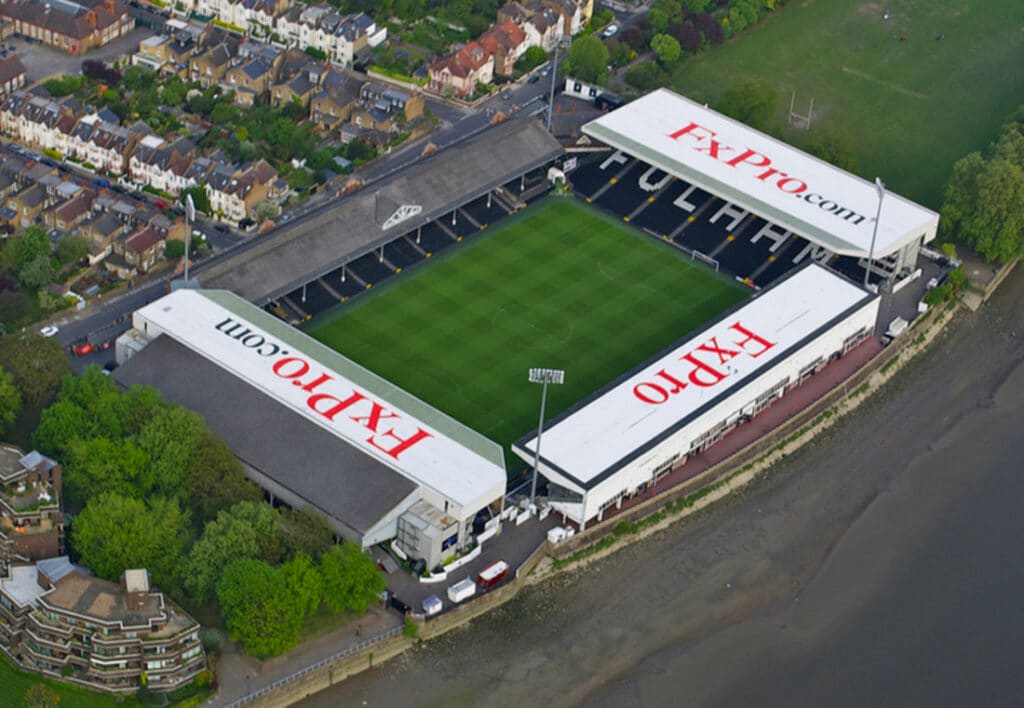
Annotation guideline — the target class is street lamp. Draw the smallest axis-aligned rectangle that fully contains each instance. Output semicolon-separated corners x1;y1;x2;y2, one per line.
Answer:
546;37;572;133
864;177;885;289
528;367;565;507
184;193;195;284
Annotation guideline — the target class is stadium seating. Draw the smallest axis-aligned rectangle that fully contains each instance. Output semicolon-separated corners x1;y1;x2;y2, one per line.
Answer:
348;252;395;286
568;154;831;289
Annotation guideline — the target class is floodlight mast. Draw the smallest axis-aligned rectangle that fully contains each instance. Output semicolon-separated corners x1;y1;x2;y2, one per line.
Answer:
528;367;565;507
864;178;885;289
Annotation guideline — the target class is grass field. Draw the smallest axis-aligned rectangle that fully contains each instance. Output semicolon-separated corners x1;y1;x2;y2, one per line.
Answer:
306;198;748;469
667;0;1024;209
0;654;129;708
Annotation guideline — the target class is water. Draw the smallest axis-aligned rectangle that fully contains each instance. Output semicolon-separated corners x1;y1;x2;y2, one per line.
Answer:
300;273;1024;708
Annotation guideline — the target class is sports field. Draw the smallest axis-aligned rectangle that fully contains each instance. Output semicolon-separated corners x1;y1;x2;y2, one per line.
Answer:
668;0;1024;209
307;198;748;467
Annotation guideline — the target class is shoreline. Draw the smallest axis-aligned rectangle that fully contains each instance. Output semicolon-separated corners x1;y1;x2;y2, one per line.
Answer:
250;295;964;707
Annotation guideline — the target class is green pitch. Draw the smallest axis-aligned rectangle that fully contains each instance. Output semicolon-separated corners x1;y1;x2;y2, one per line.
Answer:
306;198;748;468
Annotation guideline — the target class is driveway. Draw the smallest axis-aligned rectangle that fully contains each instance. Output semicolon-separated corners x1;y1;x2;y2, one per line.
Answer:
12;27;155;83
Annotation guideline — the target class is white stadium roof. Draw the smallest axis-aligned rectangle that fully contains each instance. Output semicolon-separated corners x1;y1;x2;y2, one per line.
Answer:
133;289;506;509
583;89;938;258
516;264;872;487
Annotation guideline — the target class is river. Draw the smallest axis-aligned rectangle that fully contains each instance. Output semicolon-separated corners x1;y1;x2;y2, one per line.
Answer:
300;271;1024;708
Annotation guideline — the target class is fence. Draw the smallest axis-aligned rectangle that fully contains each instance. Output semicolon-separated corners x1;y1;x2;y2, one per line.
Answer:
222;626;403;708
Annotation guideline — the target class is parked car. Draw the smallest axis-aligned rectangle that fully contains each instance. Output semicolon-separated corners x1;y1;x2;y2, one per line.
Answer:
39;325;59;337
601;24;619;38
72;341;94;357
528;74;540;84
154;199;170;210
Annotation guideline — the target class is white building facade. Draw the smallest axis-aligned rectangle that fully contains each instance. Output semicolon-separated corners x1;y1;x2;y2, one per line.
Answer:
513;264;879;529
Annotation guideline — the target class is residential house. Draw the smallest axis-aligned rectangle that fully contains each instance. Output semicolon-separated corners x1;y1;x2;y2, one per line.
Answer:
189;43;233;88
360;82;424;122
128;136;195;196
309;69;363;130
206;158;276;224
0;0;134;54
276;5;384;67
7;183;47;228
0;445;63;567
477;20;529;76
0;559;206;694
0;54;25;96
224;57;276;106
109;224;164;278
427;41;494;99
44;190;93;233
79;210;125;263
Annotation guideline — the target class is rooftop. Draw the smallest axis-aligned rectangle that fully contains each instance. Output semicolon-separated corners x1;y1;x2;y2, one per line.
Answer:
583;89;939;258
126;289;507;511
114;335;418;536
514;264;876;488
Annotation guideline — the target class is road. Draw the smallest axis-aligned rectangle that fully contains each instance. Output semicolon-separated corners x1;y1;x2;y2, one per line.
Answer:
296;275;1024;708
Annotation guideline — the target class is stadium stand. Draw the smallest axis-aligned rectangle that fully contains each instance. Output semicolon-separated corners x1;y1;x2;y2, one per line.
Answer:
569;154;820;288
199;119;563;305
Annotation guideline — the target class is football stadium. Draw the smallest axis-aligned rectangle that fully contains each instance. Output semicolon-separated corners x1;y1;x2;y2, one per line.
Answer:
115;88;939;552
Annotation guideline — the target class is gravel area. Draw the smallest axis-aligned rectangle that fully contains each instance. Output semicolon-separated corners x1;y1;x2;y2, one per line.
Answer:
11;27;154;84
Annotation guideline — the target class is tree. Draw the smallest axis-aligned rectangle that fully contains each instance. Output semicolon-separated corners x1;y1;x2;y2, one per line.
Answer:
625;61;667;91
185;501;284;602
185;433;262;525
279;552;322;618
959;158;1024;262
137;405;207;497
650;34;682;66
0;334;71;407
18;255;55;290
33;400;93;458
55;235;88;266
160;75;187;107
565;35;610;85
63;437;150;507
180;185;210;215
515;45;548;73
669;22;703;54
647;7;670;33
0;365;20;435
0;291;30;329
620;27;648;51
318;543;385;614
718;79;778;132
121;65;152;92
72;493;190;592
694;13;725;45
941;147;1024;263
217;558;305;657
808;130;858;172
24;683;60;708
164;240;185;260
11;225;50;268
281;506;334;561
